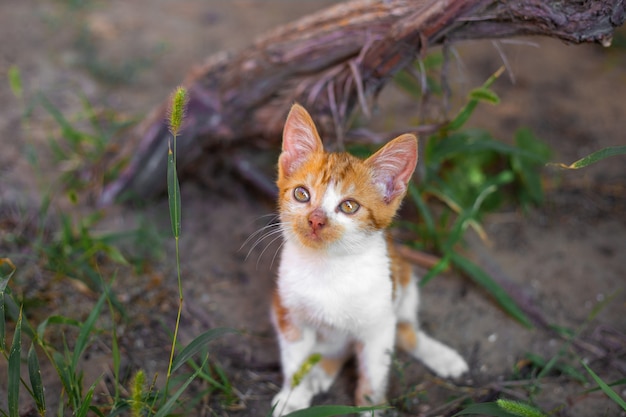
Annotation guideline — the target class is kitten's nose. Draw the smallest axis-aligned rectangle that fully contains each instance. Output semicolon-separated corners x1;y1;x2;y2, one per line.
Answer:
308;208;326;232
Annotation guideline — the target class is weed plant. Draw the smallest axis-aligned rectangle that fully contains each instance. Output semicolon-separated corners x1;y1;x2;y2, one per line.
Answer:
0;78;233;416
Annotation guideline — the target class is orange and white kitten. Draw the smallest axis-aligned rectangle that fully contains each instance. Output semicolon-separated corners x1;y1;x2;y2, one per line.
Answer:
271;104;468;416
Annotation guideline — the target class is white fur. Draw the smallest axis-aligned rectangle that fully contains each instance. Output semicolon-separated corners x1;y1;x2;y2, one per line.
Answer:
272;183;467;417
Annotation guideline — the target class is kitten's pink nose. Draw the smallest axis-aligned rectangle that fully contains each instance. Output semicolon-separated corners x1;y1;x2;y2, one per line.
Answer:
308;209;326;232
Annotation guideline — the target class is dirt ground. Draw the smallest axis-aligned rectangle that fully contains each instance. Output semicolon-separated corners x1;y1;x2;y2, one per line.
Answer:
1;1;625;416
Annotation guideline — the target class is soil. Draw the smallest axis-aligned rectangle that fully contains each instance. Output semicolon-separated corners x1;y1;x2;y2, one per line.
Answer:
1;1;625;416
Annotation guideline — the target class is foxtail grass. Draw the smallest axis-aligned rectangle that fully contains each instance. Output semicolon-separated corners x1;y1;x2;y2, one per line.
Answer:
164;86;187;399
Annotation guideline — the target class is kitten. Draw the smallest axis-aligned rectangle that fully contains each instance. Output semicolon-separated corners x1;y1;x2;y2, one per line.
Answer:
271;104;468;416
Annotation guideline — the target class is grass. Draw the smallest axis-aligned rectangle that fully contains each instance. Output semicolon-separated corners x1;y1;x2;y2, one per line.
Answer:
0;79;237;416
2;50;625;417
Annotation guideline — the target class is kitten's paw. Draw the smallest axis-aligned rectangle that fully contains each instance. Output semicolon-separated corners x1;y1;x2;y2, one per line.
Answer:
271;389;310;417
425;347;468;379
413;331;468;379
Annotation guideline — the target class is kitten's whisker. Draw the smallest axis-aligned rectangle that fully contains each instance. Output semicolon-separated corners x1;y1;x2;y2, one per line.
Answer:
270;239;287;270
256;233;285;270
241;223;278;249
245;227;283;261
239;217;280;252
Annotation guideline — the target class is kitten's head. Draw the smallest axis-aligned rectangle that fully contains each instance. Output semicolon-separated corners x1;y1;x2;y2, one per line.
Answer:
277;104;418;252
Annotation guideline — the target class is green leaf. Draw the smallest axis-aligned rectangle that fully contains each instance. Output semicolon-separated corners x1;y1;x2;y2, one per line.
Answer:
39;94;92;146
582;361;626;410
154;357;207;417
172;328;237;372
0;258;16;352
408;183;436;243
76;379;99;417
511;128;551;207
454;402;522;417
284;404;389;417
0;295;5;353
167;145;182;238
447;100;479;132
584;378;626;394
72;290;107;370
8;309;22;417
52;350;72;396
427;130;544;170
469;87;500;105
451;253;533;328
419;254;450;287
549;145;626;170
447;67;505;131
103;245;130;266
8;65;22;99
0;258;15;293
28;344;46;415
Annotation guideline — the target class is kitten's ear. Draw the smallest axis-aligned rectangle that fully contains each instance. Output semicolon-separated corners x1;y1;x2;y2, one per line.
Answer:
279;104;323;178
366;134;418;204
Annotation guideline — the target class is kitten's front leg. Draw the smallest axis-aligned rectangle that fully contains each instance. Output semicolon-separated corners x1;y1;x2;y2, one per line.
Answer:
272;325;317;416
355;321;396;415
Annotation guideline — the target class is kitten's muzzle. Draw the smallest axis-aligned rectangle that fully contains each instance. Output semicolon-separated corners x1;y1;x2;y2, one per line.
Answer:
308;208;327;233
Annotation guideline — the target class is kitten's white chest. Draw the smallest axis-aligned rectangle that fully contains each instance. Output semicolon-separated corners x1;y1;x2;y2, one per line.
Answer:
277;232;394;333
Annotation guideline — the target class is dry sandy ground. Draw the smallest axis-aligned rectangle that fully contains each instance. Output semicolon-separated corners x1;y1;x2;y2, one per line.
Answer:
0;1;625;416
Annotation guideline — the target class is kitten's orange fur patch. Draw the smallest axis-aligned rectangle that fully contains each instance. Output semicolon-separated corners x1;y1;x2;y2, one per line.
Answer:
387;236;413;295
396;321;418;352
319;357;345;378
272;291;301;342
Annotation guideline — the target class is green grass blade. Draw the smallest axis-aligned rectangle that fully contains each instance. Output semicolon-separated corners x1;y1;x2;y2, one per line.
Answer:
89;406;107;417
167;146;181;238
451;253;533;328
28;344;46;415
584;377;626;394
0;258;15;293
0;258;17;352
550;145;626;170
419;254;450;287
76;379;99;417
8;65;23;99
171;328;238;373
71;290;107;370
453;401;520;417
0;294;5;353
38;94;91;146
284;404;389;417
52;350;73;404
582;361;626;410
408;183;436;241
154;357;207;417
8;309;23;417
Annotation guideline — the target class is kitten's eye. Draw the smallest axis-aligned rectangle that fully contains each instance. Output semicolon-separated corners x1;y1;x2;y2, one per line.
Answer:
293;186;310;202
339;200;360;214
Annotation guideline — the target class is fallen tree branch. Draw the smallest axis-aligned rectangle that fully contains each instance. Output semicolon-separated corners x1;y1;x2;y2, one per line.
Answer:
100;0;624;204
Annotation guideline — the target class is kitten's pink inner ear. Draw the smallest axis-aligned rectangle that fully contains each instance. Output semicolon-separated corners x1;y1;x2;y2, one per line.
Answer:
279;104;324;178
367;134;418;204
